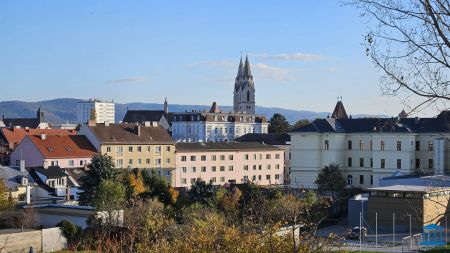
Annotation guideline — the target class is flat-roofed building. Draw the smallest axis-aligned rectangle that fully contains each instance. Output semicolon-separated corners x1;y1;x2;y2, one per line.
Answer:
174;142;284;188
367;185;450;232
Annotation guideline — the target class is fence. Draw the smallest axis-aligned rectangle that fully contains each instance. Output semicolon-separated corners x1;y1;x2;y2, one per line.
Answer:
401;233;422;252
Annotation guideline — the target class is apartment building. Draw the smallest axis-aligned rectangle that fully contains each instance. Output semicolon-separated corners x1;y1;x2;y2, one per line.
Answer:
76;99;115;124
290;100;450;189
78;122;176;184
174;142;284;188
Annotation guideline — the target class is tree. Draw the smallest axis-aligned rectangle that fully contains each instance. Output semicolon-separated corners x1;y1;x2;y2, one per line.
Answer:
351;0;450;114
268;113;290;134
141;170;175;206
92;180;126;211
315;163;347;198
187;179;214;206
124;168;146;199
292;119;310;130
79;154;119;206
90;107;97;121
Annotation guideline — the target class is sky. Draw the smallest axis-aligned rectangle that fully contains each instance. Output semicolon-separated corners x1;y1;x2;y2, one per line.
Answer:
0;1;425;116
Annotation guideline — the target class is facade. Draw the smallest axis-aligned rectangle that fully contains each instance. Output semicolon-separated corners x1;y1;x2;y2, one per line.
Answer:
290;101;450;189
172;102;268;142
9;135;96;169
367;185;450;232
235;133;291;184
0;107;49;129
76;99;115;124
174;142;284;188
78;122;176;184
234;56;255;114
171;57;268;143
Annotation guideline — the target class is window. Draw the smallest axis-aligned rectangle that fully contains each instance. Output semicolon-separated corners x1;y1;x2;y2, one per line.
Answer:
137;146;142;152
166;158;170;164
348;140;352;150
259;154;263;160
370;158;373;168
253;165;257;170
359;140;364;150
212;155;217;161
359;175;364;184
190;156;196;161
266;154;271;159
220;166;225;171
228;166;234;171
415;159;420;169
416;141;420;151
128;159;133;165
138;159;142;165
117;146;123;154
182;178;187;184
253;154;257;160
252;175;256;181
166;146;171;152
325;140;329;150
370;175;373;185
428;141;433;151
106;146;111;153
182;167;187;173
381;159;385;169
147;146;151;152
429;159;433;169
190;178;196;184
275;164;280;169
155;146;161;154
348;157;352;167
200;166;206;172
258;165;262;170
267;164;271;170
211;177;216;183
156;158;161;167
244;165;249;171
80;160;84;166
192;167;196;173
275;174;280;180
146;159;150;164
69;160;74;167
220;155;225;161
275;154;280;159
381;141;385;151
129;146;133;152
244;154;249;160
396;141;401;151
359;158;364;167
220;177;225;182
396;159;401;169
211;166;217;172
258;175;262;180
266;175;271;180
201;155;206;161
347;175;353;185
116;159;123;167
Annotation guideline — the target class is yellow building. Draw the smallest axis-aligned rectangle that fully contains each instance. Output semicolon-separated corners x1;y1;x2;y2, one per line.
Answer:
79;122;176;184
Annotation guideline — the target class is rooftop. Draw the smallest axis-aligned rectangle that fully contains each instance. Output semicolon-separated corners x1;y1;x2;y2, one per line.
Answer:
87;123;174;144
27;135;96;159
235;133;291;145
122;110;171;123
1;127;76;147
366;185;450;193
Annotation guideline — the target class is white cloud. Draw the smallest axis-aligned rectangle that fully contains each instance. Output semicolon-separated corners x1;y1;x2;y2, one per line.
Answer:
106;77;147;84
251;52;325;61
251;63;298;81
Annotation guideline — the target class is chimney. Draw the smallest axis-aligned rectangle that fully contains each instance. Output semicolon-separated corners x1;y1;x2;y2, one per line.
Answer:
26;185;31;205
19;160;25;172
40;133;46;140
135;125;141;136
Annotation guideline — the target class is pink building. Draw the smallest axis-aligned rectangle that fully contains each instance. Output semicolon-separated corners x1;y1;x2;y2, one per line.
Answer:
10;134;96;168
174;142;284;188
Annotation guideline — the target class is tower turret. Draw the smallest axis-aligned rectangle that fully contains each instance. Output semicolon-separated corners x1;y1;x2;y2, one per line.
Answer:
233;55;255;114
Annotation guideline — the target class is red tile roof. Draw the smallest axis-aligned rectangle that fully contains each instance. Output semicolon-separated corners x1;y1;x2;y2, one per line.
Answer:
1;127;76;149
27;135;96;159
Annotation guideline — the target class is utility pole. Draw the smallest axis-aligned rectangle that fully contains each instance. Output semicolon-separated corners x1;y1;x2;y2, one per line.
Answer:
360;211;362;253
376;212;378;249
393;213;396;253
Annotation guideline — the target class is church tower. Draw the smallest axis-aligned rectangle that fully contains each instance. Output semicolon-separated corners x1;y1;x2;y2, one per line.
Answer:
233;55;255;114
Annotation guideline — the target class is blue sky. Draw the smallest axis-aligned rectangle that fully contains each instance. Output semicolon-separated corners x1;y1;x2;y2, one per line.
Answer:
0;1;415;116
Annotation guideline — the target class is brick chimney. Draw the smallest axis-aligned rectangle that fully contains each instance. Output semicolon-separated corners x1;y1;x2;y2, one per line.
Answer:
135;125;141;136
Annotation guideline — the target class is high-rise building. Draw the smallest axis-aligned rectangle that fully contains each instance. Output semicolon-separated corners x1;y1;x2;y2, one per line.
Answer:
76;99;115;124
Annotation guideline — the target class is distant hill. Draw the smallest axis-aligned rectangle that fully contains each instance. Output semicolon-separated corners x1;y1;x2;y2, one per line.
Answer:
0;98;385;124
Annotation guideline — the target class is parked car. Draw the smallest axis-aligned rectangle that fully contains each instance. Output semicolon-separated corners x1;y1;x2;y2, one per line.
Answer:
346;227;367;239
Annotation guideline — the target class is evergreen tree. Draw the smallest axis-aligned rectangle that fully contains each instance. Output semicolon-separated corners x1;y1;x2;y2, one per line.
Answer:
90;107;97;121
315;163;346;198
268;113;290;134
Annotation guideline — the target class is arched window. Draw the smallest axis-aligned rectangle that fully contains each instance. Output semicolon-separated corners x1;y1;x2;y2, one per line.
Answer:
347;175;353;185
247;90;250;101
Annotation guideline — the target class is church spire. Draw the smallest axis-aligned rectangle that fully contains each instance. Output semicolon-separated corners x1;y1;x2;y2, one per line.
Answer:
237;56;244;77
243;55;252;77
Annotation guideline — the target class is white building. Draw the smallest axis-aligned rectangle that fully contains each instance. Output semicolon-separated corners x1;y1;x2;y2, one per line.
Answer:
172;102;268;142
290;100;450;189
171;56;268;142
76;99;115;124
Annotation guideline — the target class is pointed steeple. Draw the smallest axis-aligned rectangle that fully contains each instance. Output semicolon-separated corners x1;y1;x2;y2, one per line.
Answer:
164;97;168;115
331;99;348;120
237;56;244;77
209;102;221;113
243;55;252;77
398;109;408;118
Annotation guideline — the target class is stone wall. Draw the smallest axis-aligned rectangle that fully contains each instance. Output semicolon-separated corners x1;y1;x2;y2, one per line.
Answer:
0;228;67;253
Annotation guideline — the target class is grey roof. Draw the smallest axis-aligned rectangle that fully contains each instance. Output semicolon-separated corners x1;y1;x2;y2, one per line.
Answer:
88;123;174;144
235;133;290;145
292;110;450;134
34;166;67;179
2;118;40;129
122;110;169;123
0;166;33;190
331;101;348;119
366;185;450;193
176;142;281;152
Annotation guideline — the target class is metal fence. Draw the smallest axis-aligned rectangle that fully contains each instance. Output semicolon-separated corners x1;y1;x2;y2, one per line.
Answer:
401;233;422;252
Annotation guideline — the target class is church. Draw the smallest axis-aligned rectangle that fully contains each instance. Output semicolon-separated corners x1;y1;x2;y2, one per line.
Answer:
171;56;268;142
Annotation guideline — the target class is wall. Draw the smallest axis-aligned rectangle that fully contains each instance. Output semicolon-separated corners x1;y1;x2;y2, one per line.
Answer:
9;137;44;167
0;228;67;253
